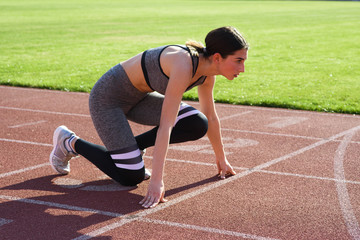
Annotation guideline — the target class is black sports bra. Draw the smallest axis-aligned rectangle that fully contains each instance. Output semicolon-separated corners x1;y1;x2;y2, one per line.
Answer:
141;45;207;94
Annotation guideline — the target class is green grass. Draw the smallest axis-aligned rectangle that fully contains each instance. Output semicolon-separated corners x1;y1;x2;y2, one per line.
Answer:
1;0;359;114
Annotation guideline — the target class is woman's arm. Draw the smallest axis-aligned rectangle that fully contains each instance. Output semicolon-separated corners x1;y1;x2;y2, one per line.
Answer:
140;50;193;208
197;76;236;179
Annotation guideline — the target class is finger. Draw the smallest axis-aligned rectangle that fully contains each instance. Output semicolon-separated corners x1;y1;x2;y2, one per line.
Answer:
220;170;226;180
143;196;157;209
227;165;236;175
139;196;147;205
160;191;168;203
141;196;152;208
149;199;160;208
147;197;160;209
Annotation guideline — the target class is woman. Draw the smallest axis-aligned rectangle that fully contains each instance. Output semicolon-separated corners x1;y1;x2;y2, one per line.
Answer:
50;26;248;209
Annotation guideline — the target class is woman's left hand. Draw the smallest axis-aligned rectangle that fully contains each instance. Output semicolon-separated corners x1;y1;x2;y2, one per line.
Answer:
139;179;168;208
216;157;236;179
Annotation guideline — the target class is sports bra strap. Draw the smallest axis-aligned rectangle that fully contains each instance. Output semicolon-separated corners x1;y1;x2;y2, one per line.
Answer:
141;50;155;91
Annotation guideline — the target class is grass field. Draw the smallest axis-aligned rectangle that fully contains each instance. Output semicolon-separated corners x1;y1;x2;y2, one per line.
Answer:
1;0;359;114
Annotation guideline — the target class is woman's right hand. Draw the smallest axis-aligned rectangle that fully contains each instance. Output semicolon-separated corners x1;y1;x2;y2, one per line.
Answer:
139;180;168;208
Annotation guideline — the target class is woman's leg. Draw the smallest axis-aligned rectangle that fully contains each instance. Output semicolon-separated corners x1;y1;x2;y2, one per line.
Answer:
83;65;147;186
73;138;144;186
127;92;208;150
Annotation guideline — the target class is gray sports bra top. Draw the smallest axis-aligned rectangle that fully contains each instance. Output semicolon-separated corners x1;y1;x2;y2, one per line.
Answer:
141;45;207;95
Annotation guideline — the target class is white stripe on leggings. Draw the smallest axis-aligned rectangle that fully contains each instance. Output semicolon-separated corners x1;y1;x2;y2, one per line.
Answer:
111;149;141;160
115;161;144;170
174;110;200;126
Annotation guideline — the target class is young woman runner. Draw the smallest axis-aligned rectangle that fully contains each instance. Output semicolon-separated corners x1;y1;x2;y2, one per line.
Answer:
50;26;248;209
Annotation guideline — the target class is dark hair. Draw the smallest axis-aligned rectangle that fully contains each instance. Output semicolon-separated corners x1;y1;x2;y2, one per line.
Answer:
186;26;249;58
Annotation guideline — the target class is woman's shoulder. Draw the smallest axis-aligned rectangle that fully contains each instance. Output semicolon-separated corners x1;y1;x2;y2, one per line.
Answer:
146;44;188;53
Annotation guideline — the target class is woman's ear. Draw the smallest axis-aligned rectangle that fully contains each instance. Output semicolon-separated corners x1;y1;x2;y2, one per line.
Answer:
212;53;222;63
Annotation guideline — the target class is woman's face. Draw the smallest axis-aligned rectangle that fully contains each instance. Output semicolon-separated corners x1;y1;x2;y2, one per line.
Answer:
219;48;248;80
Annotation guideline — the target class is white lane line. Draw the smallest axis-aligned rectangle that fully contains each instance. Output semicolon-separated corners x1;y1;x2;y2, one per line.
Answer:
0;106;90;118
8;120;47;128
75;125;360;239
0;163;50;179
223;128;323;140
162;157;360;185
190;101;360;119
0;194;276;240
0;85;88;95
334;130;360;239
257;169;360;185
0;195;122;218
223;128;360;144
250;125;360;172
266;116;308;129
140;218;279;240
0;135;353;184
1;86;359;119
0;138;52;147
0;218;13;227
1;105;358;144
219;111;252;121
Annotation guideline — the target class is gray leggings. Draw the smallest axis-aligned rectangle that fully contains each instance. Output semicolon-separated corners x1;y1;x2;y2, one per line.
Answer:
89;64;165;151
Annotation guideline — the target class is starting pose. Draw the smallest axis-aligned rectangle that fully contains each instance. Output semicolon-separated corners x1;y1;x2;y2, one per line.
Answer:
50;26;248;208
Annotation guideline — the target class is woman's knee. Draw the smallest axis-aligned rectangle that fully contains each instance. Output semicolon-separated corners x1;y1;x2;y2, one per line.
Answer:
175;112;208;141
191;112;208;139
116;167;145;186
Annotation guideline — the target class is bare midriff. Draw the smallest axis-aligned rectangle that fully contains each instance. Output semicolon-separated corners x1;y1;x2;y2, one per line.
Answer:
121;53;153;93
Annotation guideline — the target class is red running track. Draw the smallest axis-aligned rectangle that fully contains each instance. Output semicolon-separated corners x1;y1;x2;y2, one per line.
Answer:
1;86;360;239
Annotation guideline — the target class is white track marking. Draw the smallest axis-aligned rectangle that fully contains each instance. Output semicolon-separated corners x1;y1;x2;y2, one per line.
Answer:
162;157;360;185
0;194;277;240
1;105;359;144
266;117;308;129
0;127;359;238
219;111;252;121
334;130;360;239
0;85;88;95
168;137;258;155
250;125;360;172
0;138;52;147
2;85;360;119
0;218;13;227
0;135;360;184
0;137;359;185
140;218;279;240
53;178;84;189
0;163;50;178
189;101;360;119
74;125;360;239
0;135;359;186
8;120;47;128
223;128;324;141
0;106;90;118
0;195;122;218
222;128;360;144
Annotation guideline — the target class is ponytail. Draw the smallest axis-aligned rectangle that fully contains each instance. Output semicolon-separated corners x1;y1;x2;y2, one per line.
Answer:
185;40;209;57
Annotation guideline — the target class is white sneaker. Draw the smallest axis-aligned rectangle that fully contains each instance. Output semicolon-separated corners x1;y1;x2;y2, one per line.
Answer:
141;149;151;180
144;168;151;180
49;126;77;174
